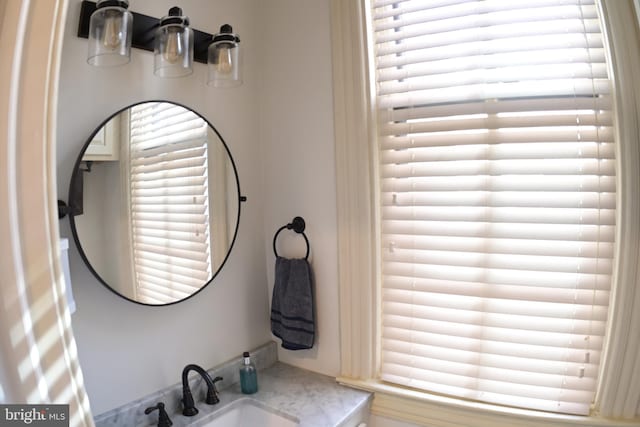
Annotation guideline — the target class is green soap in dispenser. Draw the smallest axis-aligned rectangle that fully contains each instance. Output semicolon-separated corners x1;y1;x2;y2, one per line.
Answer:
239;351;258;394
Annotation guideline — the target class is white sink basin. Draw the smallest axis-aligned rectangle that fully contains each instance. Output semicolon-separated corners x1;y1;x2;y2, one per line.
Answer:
194;398;299;427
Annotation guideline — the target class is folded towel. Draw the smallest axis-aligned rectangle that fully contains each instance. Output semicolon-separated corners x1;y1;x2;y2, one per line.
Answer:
270;257;315;350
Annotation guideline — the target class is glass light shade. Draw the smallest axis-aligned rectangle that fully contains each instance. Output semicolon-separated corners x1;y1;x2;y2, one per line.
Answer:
154;8;193;78
207;25;242;87
87;0;133;66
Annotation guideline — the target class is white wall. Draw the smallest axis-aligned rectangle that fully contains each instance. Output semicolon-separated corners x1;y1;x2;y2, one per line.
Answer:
74;161;126;292
57;0;271;414
259;0;341;377
256;3;418;426
256;3;417;426
59;2;416;425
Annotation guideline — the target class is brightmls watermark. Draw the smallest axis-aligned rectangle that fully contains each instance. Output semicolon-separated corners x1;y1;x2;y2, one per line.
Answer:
1;405;68;426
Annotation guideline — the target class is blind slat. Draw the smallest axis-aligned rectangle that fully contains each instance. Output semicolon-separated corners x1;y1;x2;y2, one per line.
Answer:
131;248;209;271
375;18;602;53
131;212;208;224
134;266;207;288
383;234;614;258
378;80;611;109
133;243;209;263
378;95;612;122
380;111;612;134
134;233;208;249
130;138;206;161
131;158;206;176
380;363;595;403
132;185;208;198
383;351;598;390
381;191;615;209
383;209;615;227
374;3;596;34
383;335;601;365
380;127;614;149
131;176;207;190
131;219;207;234
131;204;208;215
384;275;611;305
383;302;608;333
383;261;611;290
131;195;207;206
384;314;604;349
381;159;616;178
373;0;595;21
381;175;616;192
135;258;210;281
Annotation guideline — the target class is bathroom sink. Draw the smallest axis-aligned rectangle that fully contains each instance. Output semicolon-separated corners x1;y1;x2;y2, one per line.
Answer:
193;398;299;427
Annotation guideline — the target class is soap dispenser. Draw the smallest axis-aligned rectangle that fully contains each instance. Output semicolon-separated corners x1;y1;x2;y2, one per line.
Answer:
239;351;258;394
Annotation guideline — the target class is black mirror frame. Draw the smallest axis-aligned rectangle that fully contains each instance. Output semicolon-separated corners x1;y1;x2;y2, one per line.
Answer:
66;100;246;306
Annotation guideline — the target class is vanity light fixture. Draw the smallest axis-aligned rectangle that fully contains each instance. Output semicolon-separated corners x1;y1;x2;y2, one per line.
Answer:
154;7;193;78
77;0;242;85
87;0;133;66
208;25;242;87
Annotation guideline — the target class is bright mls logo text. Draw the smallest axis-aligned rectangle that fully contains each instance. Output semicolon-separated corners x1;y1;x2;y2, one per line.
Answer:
1;405;68;426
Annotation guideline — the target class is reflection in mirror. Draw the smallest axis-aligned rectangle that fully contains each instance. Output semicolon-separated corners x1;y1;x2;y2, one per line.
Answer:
70;101;240;305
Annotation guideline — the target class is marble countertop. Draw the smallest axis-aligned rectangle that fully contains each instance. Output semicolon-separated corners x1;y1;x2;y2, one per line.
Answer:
177;362;372;427
95;343;371;427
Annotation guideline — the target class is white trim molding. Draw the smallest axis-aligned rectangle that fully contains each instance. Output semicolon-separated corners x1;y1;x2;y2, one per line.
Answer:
0;1;94;425
331;0;378;381
332;0;640;424
339;378;640;427
596;0;640;419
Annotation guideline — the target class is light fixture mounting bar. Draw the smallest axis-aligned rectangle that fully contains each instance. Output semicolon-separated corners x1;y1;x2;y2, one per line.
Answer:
77;1;212;64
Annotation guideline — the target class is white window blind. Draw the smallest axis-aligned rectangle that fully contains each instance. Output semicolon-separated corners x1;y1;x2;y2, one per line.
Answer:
372;0;615;415
129;102;212;304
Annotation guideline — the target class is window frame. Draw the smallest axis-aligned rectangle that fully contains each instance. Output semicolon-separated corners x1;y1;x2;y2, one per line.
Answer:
331;0;640;425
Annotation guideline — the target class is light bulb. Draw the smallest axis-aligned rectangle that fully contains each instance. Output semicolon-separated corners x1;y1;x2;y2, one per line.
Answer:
164;29;183;64
103;12;122;50
207;24;242;87
87;0;132;66
153;7;193;77
216;46;233;74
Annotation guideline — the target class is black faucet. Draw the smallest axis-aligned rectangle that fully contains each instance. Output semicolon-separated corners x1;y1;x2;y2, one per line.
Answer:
181;364;223;416
144;402;172;427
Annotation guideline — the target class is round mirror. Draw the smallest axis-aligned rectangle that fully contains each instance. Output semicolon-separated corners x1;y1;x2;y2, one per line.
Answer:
68;101;241;306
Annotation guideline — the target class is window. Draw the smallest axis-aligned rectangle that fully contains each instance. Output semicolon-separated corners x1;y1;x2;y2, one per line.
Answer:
332;0;640;424
128;102;212;304
371;0;614;416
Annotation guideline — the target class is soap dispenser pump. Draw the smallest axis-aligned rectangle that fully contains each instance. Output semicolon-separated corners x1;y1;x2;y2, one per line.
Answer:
239;351;258;394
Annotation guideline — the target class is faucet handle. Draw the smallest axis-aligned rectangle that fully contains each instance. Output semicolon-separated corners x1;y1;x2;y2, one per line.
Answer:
205;376;224;404
144;402;173;427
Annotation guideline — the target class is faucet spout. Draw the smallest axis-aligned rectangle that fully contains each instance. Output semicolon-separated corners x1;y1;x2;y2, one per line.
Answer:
181;364;223;416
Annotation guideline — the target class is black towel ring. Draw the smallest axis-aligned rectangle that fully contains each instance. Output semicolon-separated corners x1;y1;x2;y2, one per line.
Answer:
273;216;310;260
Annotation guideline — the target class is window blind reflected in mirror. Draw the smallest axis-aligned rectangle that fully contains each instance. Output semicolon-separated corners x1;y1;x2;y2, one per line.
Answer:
128;102;212;304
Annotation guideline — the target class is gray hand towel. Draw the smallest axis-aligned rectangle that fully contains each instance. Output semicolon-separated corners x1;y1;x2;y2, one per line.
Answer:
270;256;315;350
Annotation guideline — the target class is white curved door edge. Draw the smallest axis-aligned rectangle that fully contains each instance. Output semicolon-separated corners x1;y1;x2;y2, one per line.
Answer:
0;1;94;426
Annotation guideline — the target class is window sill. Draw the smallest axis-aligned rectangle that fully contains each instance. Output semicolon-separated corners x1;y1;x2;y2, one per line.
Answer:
337;377;640;427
